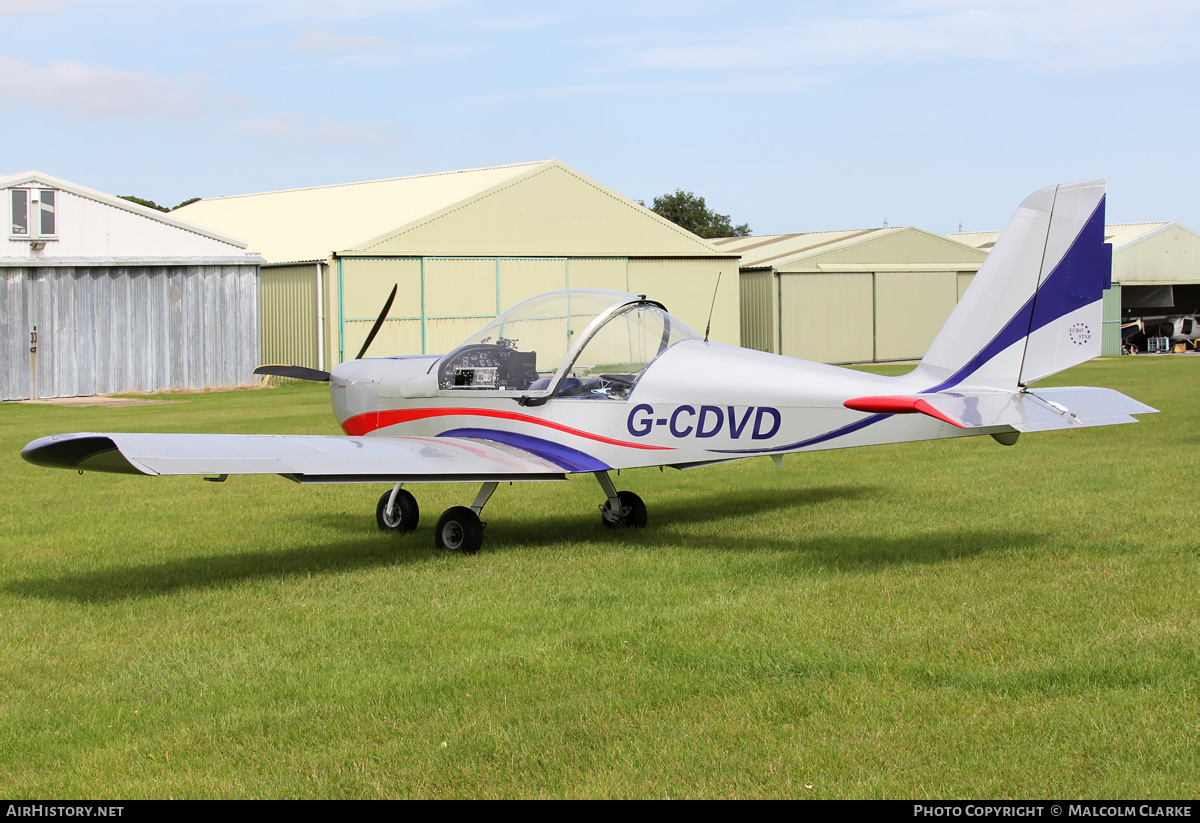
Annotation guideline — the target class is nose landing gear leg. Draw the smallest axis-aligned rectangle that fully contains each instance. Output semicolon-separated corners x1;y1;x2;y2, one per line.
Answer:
595;470;647;529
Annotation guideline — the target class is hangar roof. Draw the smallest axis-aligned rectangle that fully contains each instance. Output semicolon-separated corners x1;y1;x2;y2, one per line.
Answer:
950;223;1177;252
174;160;725;264
950;222;1200;285
712;226;987;272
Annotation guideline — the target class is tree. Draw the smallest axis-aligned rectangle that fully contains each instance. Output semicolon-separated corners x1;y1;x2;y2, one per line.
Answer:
118;195;169;213
643;189;751;238
118;195;202;212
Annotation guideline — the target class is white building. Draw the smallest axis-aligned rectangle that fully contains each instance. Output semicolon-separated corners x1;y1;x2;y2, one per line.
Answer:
2;171;265;400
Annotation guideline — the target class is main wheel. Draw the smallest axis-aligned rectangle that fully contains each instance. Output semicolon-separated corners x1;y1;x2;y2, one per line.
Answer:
376;488;419;533
435;506;484;554
601;490;648;529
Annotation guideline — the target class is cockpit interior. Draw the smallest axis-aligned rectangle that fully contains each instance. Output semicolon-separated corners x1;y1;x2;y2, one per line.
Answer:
434;289;700;400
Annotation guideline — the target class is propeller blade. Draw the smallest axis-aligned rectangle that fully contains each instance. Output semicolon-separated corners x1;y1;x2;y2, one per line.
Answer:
354;284;398;361
254;364;331;382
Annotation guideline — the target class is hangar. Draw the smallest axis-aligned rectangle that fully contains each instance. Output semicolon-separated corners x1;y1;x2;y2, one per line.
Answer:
1;171;263;401
952;222;1200;355
717;227;987;363
175;161;740;372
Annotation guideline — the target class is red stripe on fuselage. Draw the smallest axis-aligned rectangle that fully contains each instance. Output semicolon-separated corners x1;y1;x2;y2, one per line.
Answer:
341;407;676;449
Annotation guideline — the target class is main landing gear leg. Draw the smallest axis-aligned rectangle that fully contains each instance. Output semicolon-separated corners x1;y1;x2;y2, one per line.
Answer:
595;471;647;529
377;482;419;533
435;482;496;554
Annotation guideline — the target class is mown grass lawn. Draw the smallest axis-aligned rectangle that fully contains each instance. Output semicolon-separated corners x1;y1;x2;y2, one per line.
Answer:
0;357;1195;798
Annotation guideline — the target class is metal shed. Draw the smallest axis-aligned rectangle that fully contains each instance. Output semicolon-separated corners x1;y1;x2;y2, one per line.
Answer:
952;221;1200;355
1;172;264;401
718;228;987;364
175;161;741;371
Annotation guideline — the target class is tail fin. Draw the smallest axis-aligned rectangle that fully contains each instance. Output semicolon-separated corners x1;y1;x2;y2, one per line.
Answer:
916;180;1112;391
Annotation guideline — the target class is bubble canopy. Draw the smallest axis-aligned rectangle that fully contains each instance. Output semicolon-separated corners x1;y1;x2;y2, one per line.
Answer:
434;289;701;400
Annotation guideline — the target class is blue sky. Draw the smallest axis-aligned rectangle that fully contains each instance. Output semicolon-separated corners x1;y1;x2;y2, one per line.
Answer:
2;0;1197;234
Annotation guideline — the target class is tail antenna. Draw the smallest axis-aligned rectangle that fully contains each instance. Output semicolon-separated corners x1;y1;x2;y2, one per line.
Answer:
703;271;722;343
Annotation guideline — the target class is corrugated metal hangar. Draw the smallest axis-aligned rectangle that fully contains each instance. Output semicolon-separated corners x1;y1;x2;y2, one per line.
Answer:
175;160;740;371
716;228;988;363
1;171;264;401
952;221;1200;355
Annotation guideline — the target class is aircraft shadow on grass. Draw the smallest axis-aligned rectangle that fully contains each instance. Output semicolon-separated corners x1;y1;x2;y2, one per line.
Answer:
7;485;1044;603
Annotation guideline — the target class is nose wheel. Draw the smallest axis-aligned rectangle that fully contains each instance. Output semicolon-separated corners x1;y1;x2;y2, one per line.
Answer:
600;490;647;529
595;471;647;529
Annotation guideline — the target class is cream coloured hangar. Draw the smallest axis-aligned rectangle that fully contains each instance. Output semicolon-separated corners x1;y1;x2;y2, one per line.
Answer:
718;227;988;364
175;161;741;373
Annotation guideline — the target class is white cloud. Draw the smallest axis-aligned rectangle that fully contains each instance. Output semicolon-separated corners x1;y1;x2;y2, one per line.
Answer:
292;40;481;68
463;14;562;32
294;25;395;53
0;0;75;16
602;0;1200;74
254;0;464;20
0;58;229;121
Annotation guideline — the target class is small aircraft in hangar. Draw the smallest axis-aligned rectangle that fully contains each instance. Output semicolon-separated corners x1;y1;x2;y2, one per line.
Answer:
22;180;1157;554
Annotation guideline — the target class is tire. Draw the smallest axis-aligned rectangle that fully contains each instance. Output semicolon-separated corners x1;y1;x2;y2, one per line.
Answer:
435;506;484;554
601;490;648;529
376;488;419;533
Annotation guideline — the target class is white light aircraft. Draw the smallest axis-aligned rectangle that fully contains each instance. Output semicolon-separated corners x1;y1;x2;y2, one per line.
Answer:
22;180;1157;554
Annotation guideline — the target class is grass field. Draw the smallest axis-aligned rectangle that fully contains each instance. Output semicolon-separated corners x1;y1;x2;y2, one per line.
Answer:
0;357;1196;798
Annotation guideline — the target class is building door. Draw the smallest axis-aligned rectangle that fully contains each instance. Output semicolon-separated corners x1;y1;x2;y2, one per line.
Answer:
0;268;39;401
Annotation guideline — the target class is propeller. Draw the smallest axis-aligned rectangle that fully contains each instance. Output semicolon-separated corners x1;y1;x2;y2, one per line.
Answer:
253;364;331;382
253;283;398;382
353;283;397;361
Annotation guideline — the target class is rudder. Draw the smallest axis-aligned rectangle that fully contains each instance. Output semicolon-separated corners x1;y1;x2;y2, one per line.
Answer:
915;179;1110;392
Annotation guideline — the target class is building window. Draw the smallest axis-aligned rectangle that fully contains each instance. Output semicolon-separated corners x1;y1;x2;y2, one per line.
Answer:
11;190;27;236
10;189;57;239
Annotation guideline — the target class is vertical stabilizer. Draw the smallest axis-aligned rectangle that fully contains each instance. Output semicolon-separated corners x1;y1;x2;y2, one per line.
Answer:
914;179;1110;392
1016;180;1110;385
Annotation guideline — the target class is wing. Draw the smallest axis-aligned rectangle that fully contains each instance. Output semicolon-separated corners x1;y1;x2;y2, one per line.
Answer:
845;386;1157;431
20;432;571;483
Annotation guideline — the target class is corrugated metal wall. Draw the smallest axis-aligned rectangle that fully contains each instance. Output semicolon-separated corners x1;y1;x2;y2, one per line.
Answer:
1102;284;1122;357
330;255;737;361
957;272;975;299
739;269;775;352
1112;227;1200;284
742;269;983;364
628;257;737;340
779;273;874;363
1;265;260;401
1;269;33;401
873;271;959;361
338;257;423;363
260;264;318;371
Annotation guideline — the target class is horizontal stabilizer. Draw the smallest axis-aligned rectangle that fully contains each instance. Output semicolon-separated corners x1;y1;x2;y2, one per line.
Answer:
843;395;967;428
845;387;1156;432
